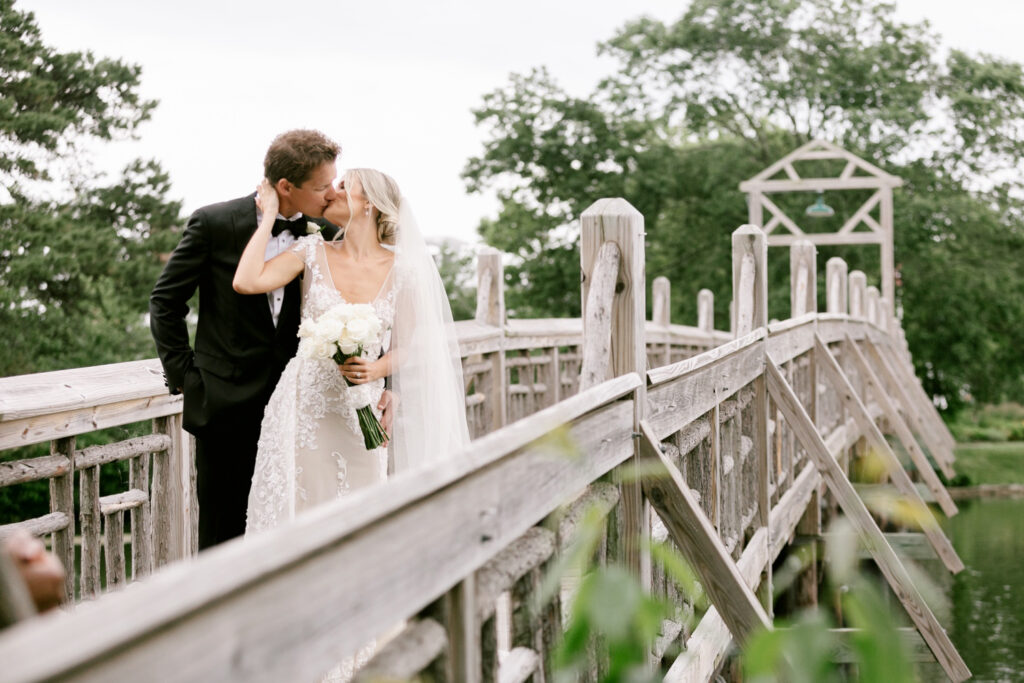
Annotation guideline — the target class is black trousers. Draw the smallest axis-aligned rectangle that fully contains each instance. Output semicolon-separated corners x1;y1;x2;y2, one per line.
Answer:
194;414;263;550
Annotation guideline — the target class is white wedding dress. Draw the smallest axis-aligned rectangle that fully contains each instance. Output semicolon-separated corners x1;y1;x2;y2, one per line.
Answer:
246;233;394;535
245;199;470;682
246;233;393;682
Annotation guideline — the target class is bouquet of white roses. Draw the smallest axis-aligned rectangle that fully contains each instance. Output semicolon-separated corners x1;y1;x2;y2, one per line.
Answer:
297;303;388;449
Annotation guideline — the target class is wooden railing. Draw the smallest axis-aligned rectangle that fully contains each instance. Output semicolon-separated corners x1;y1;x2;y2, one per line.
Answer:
0;200;966;682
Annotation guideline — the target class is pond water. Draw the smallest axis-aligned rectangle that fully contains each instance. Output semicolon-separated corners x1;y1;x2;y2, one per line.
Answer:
944;497;1024;682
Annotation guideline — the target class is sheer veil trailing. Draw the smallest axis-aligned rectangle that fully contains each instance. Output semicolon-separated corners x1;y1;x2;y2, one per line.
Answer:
389;198;470;472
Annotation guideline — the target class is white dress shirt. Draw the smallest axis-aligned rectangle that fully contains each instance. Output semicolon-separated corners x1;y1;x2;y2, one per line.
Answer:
256;206;303;327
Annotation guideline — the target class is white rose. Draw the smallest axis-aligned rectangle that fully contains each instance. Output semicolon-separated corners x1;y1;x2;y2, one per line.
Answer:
306;221;321;235
346;317;371;344
297;319;318;339
338;338;360;356
318;317;344;343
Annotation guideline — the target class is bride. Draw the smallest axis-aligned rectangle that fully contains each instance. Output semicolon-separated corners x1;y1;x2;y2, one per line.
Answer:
233;168;470;534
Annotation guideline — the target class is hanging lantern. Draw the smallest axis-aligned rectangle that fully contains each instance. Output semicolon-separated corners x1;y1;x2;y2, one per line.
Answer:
805;191;835;218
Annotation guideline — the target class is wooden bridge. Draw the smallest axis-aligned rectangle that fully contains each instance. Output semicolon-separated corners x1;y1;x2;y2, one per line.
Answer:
0;143;971;681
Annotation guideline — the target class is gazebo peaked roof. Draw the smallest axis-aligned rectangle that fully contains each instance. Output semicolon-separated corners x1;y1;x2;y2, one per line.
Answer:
739;138;903;193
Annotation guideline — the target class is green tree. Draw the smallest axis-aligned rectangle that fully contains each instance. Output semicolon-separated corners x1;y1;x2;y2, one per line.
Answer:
464;0;1024;410
0;0;155;193
0;1;179;377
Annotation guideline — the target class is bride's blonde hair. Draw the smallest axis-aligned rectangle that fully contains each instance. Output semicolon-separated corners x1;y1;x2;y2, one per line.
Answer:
347;168;401;245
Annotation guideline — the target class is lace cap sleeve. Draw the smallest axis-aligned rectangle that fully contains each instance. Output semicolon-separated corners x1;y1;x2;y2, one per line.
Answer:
289;232;324;265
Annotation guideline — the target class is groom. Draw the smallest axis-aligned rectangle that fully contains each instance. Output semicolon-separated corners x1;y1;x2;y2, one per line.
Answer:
151;129;386;549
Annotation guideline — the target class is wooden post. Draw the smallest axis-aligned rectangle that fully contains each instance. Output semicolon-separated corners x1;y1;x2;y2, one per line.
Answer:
698;289;714;333
732;225;768;337
79;463;101;598
580;198;648;582
789;240;817;317
49;437;75;601
476;248;507;434
825;257;848;314
652;276;671;366
866;286;880;326
152;415;189;567
475;248;505;328
732;224;772;611
878;297;891;333
130;450;152;580
849;271;867;319
880;186;896;317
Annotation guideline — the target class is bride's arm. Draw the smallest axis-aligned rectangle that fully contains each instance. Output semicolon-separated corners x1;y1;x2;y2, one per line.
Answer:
232;179;304;294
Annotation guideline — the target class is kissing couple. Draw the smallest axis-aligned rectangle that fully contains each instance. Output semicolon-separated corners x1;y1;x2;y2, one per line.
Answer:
151;129;470;550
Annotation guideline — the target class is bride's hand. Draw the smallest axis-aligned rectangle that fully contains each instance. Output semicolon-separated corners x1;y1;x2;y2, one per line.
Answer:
339;356;385;384
256;179;280;217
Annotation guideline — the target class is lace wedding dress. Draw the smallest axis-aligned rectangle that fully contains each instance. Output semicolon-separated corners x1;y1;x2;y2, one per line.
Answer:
246;233;393;532
245;233;393;681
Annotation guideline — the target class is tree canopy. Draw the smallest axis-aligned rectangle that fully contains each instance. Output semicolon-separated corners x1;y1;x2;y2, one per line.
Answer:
464;0;1024;410
0;0;180;377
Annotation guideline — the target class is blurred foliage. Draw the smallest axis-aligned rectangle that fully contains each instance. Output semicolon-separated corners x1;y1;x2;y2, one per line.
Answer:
949;442;1024;487
547;501;919;681
464;0;1024;412
947;401;1024;442
433;241;477;321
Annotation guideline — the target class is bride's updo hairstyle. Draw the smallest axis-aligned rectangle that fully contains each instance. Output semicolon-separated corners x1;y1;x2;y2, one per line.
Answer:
348;168;401;245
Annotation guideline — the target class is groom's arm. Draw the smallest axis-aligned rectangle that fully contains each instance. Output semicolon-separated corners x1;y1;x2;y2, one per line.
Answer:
149;210;208;394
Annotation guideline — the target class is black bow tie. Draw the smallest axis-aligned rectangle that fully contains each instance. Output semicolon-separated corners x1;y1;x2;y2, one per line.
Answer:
271;217;307;238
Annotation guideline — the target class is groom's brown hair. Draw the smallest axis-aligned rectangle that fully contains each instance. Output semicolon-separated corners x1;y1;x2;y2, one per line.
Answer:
264;130;341;187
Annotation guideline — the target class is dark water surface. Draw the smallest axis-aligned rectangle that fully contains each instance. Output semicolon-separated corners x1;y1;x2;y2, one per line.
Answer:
943;497;1024;682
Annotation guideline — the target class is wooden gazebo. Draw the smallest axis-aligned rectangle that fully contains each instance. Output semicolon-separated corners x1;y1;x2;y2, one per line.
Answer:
739;139;903;314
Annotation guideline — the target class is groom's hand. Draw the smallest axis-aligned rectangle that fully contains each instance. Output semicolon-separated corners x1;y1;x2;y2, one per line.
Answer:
378;390;398;435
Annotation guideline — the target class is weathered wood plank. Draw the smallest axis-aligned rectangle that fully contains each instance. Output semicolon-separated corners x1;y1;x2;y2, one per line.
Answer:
663;528;769;683
99;489;149;515
103;510;127;590
581;199;648;585
0;454;71;487
79;465;101;599
0;512;70;538
579;241;620;390
0;390;637;683
647;341;764;441
353;619;447;683
130;452;152;580
48;437;75;601
843;335;958;512
765;359;970;683
648;328;765;387
75;435;171;470
476;527;555;621
860;337;957;474
637;421;771;645
765;317;815;365
0;359;167;421
813;336;963;573
0;394;182;450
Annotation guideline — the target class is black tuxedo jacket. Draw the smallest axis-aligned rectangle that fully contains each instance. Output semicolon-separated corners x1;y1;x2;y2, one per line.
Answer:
150;193;337;436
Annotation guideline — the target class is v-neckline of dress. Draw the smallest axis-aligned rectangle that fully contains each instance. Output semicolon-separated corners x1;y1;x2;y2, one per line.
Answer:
320;241;395;305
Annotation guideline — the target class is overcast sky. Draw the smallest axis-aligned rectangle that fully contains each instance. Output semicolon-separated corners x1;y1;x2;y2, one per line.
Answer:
19;0;1024;243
